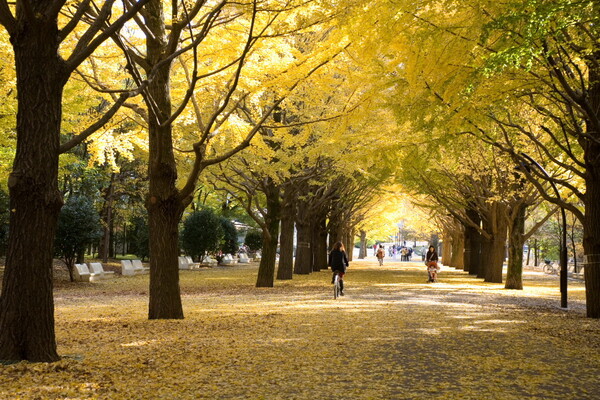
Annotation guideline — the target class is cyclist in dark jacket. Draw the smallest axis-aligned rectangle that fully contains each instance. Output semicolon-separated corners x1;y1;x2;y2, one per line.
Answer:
329;241;349;295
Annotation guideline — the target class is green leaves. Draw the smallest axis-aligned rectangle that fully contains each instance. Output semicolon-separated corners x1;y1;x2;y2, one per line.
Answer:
181;209;224;260
54;196;103;267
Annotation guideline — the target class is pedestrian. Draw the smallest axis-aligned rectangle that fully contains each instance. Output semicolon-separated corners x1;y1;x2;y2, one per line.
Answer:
425;245;439;282
376;245;385;266
401;247;408;261
329;241;349;296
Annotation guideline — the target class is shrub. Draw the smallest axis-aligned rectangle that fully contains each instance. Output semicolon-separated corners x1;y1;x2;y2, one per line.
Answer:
129;214;149;261
54;196;102;281
244;230;263;251
220;218;238;255
181;209;223;261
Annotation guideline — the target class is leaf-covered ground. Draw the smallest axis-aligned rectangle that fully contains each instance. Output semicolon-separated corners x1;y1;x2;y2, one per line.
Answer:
1;259;599;399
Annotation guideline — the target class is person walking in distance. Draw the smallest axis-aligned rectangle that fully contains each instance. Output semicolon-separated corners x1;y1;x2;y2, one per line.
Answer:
376;244;385;266
425;245;440;282
329;241;349;296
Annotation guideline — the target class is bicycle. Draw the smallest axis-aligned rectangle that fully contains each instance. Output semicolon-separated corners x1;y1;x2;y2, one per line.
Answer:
333;271;343;299
543;262;559;275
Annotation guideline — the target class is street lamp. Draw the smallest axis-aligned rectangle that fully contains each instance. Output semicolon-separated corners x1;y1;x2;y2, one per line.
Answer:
521;153;568;308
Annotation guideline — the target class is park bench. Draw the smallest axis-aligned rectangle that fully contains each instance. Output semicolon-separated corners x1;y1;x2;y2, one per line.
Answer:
220;254;237;265
178;256;200;270
178;256;190;270
185;256;200;269
238;253;250;263
88;262;115;280
131;259;150;274
74;263;95;282
122;259;150;276
201;255;218;266
121;260;136;276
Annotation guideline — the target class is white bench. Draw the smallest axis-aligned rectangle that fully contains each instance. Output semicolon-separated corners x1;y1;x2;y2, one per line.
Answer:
74;263;95;282
185;256;200;269
121;260;136;276
88;262;115;280
178;256;197;270
200;255;218;266
220;254;237;265
123;259;150;275
132;259;150;274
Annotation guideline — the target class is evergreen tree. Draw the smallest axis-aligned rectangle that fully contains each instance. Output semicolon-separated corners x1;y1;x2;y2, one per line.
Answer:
54;197;102;282
220;218;238;255
129;214;149;261
244;231;263;252
181;210;223;262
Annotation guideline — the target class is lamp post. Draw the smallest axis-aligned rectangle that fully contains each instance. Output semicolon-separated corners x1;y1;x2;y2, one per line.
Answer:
521;153;568;308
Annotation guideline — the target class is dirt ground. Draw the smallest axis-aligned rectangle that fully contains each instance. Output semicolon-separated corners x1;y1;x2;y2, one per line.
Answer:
1;258;599;399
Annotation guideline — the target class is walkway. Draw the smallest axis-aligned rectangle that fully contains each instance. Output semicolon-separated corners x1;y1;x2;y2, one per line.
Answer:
1;258;598;399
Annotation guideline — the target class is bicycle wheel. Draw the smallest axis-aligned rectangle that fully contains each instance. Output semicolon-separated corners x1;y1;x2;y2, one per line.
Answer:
333;274;339;299
543;264;553;274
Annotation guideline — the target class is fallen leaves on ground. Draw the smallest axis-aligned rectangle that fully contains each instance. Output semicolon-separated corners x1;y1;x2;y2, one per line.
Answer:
1;260;599;399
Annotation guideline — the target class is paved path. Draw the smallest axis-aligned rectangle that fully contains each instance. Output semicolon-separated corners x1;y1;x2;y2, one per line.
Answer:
2;258;599;399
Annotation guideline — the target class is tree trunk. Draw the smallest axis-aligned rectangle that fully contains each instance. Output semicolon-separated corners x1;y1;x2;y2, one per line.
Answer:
583;178;600;317
465;206;481;275
148;196;184;319
99;176;115;263
346;229;355;262
506;202;526;290
0;22;65;362
145;0;184;319
441;235;452;266
358;230;367;259
450;229;465;270
482;204;508;284
313;216;328;271
479;232;491;280
256;182;281;287
294;198;312;274
276;185;295;280
581;49;600;318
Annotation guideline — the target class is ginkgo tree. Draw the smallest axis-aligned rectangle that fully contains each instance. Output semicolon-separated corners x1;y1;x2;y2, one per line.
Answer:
96;0;357;317
349;0;600;315
0;0;149;363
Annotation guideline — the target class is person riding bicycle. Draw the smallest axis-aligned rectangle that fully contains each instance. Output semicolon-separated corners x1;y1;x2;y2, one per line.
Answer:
329;241;349;296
